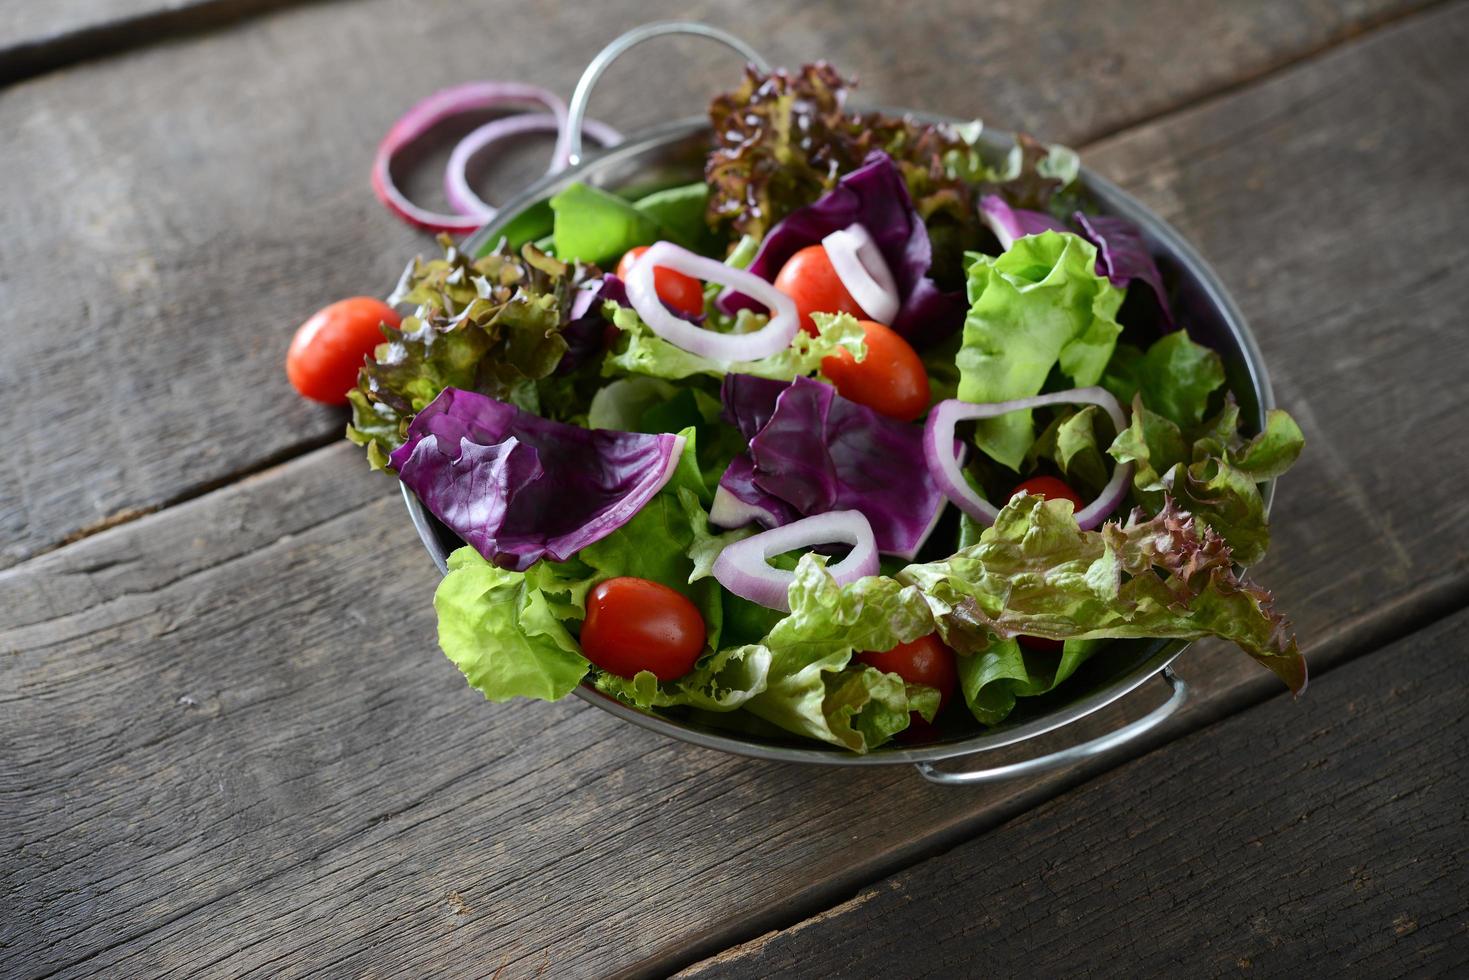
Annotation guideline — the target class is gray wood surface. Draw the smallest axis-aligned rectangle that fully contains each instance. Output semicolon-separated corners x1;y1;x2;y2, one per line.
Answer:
4;4;1469;976
0;0;1437;568
678;609;1469;979
0;0;299;86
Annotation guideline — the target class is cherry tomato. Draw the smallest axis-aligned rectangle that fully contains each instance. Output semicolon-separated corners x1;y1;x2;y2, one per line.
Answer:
856;633;958;721
580;577;706;681
616;245;705;318
819;319;930;421
1009;477;1084;653
286;297;401;405
1010;475;1086;510
773;243;867;335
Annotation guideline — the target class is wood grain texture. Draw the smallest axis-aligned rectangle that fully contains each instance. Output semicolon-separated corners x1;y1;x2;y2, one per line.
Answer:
3;3;1469;978
678;611;1469;979
0;0;1436;566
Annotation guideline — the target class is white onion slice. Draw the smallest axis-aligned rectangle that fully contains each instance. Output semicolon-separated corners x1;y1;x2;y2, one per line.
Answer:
925;387;1133;530
444;113;623;220
624;242;800;361
711;511;879;612
821;224;900;324
709;485;782;529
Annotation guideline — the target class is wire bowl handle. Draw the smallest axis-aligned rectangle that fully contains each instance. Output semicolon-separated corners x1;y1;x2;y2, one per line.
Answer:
563;21;771;167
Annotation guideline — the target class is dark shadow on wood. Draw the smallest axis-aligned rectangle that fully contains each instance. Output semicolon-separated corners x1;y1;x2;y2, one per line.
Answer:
0;0;333;88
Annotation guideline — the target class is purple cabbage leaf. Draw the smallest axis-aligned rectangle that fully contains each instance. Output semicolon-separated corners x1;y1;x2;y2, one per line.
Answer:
390;387;684;571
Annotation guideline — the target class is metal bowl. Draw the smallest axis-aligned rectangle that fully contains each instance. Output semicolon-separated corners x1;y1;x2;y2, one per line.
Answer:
399;114;1273;779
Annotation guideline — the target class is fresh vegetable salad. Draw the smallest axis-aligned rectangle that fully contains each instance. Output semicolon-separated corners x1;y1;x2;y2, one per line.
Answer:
344;64;1305;752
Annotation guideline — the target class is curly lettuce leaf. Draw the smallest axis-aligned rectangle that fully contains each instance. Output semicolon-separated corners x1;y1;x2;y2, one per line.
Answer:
602;301;865;381
1109;393;1304;564
742;555;939;752
347;239;602;466
957;231;1125;469
593;643;771;712
900;494;1305;694
434;546;591;702
705;63;983;244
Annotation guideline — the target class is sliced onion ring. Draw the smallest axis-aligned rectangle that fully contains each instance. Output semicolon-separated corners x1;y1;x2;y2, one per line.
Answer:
624;242;800;361
712;511;879;612
925;387;1133;530
372;82;575;234
821;224;900;324
445;113;622;221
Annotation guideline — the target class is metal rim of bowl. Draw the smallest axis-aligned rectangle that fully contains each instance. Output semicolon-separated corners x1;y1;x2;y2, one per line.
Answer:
400;113;1275;767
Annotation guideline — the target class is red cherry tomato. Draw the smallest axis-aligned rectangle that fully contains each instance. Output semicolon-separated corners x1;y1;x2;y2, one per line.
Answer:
580;577;706;681
1010;475;1086;510
616;245;705;318
856;633;958;722
286;297;401;405
1009;477;1083;652
773;243;867;335
819;319;930;422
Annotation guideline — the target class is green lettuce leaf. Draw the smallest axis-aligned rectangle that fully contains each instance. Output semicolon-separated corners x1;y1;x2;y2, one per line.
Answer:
434;546;591;702
1024;404;1115;497
742;555;939;752
1141;332;1225;428
956;637;1104;726
631;182;720;256
593;643;771;712
603;303;865;382
957;231;1125;469
550;183;665;266
1109;394;1305;565
900;494;1305;695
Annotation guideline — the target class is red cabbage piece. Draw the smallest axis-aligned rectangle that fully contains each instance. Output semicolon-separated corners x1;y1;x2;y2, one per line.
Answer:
1073;211;1176;330
716;375;949;560
720;151;966;350
977;194;1069;250
390;387;684;571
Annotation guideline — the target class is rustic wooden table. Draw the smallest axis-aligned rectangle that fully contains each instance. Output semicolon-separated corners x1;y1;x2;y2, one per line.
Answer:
3;1;1466;976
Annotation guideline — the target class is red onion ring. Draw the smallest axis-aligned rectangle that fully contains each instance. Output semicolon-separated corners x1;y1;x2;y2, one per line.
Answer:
712;511;879;612
444;113;623;221
822;224;900;324
925;387;1133;530
624;242;799;361
371;81;573;234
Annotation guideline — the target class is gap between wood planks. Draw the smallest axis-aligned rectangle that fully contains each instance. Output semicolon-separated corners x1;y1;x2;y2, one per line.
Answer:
624;573;1469;979
0;0;317;88
11;0;1451;567
30;429;341;560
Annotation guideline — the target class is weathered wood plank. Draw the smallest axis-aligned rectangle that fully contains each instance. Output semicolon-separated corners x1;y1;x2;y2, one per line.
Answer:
0;0;301;87
678;611;1469;979
0;0;1437;566
4;4;1469;979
